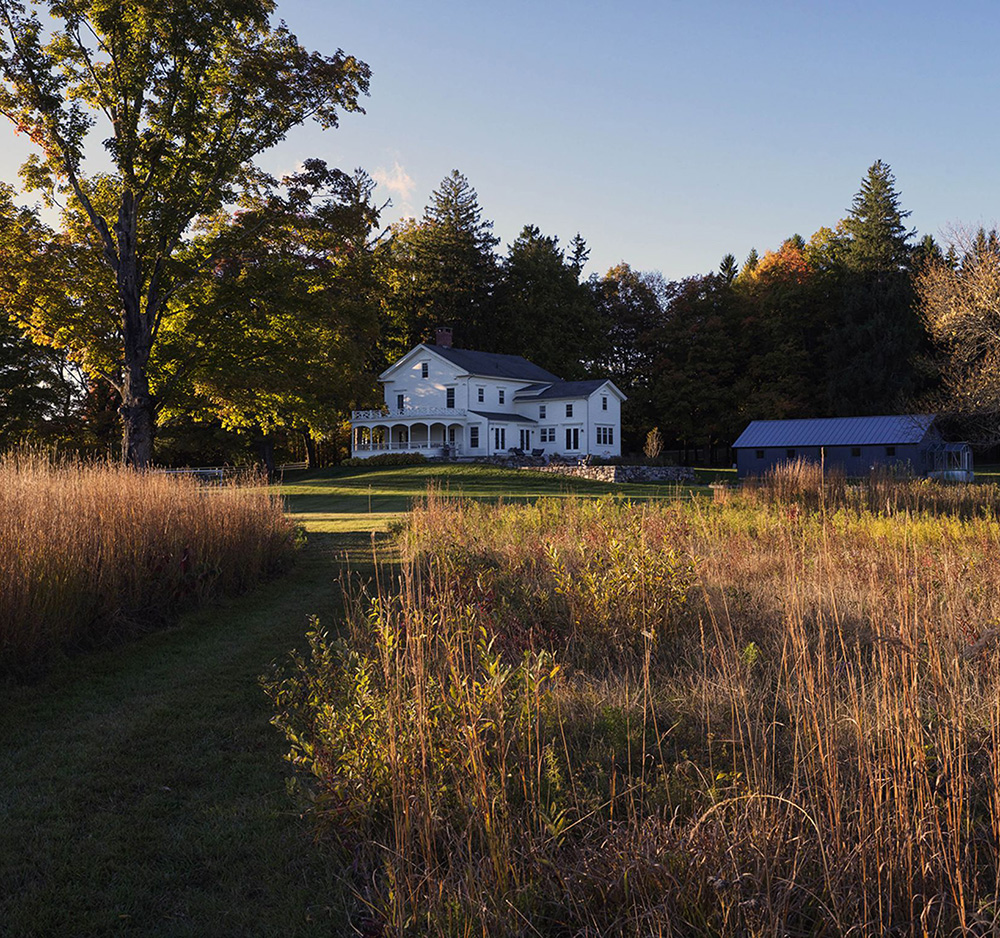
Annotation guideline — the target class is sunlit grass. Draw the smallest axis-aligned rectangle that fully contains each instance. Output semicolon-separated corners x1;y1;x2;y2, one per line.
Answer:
0;451;294;675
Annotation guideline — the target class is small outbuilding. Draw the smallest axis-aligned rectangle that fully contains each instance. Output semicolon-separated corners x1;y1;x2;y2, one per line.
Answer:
732;414;973;481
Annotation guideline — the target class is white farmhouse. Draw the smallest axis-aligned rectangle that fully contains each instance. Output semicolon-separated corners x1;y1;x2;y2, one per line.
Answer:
351;329;625;460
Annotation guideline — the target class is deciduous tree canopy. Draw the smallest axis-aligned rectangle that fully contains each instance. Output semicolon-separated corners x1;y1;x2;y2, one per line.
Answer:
0;0;370;465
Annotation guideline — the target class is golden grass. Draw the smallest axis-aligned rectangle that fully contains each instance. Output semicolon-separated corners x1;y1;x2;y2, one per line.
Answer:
270;480;1000;936
1;451;294;673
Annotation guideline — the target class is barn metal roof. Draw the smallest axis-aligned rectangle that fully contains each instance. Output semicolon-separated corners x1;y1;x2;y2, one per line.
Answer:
732;415;937;449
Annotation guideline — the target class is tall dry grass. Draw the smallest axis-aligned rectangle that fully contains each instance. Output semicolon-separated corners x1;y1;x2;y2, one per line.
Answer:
270;483;1000;936
1;451;294;673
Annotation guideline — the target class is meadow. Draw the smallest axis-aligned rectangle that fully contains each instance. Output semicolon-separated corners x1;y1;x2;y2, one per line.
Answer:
8;460;1000;936
0;451;293;675
270;466;1000;936
1;464;685;936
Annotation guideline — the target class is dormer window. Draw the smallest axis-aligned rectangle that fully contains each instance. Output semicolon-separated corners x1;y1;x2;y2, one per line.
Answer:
498;389;505;404
539;405;546;419
421;362;429;379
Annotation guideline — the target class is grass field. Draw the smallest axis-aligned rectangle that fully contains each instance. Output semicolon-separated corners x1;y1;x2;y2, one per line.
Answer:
1;464;678;936
271;465;1000;936
280;463;710;534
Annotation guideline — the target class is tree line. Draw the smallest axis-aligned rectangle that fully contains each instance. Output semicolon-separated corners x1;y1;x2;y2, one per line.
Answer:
0;2;996;468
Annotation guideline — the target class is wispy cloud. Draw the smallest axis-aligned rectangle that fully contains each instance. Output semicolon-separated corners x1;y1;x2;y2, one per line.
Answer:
373;160;416;214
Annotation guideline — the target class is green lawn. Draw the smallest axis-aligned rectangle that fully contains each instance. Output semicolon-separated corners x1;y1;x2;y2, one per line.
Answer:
0;464;695;936
282;463;709;533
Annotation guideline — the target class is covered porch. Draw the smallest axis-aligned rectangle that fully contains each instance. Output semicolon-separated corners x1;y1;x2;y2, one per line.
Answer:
351;419;466;459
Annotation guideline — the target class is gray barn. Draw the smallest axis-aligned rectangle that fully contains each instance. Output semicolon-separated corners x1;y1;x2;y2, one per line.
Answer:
732;414;973;480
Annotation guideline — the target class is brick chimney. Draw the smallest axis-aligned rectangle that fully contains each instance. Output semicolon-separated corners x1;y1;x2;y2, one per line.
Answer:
434;326;454;348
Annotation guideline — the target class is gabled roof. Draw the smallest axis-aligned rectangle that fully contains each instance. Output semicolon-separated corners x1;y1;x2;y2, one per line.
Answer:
425;346;561;382
469;410;538;424
514;379;605;400
733;414;937;449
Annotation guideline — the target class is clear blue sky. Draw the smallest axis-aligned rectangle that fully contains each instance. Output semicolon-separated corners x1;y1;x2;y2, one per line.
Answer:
2;0;998;279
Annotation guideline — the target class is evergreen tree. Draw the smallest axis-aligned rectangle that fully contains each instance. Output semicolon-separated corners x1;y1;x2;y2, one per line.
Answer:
741;248;759;278
825;160;925;414
403;170;499;349
568;233;590;277
719;253;738;285
842;160;915;272
494;225;600;378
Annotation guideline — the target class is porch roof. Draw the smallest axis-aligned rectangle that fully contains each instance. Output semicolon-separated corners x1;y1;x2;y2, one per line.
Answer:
468;410;538;424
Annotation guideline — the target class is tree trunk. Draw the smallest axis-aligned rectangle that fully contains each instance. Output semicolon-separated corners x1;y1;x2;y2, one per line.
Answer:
121;352;154;468
116;190;156;469
258;434;276;479
301;427;318;469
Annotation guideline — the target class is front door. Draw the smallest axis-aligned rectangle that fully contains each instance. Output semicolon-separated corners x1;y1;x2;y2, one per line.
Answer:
565;427;579;451
494;427;506;452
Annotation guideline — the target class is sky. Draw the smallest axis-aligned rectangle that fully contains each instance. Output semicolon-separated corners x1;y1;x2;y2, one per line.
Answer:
2;0;999;280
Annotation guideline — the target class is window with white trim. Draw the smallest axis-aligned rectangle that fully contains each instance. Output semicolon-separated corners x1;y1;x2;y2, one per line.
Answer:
470;426;480;448
602;396;608;411
596;426;614;446
498;389;505;404
446;387;455;408
477;386;485;403
539;405;546;419
540;427;555;443
421;362;428;378
565;403;573;418
396;393;404;410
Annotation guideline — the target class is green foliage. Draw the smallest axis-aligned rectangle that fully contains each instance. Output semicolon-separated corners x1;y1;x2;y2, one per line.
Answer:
162;161;384;441
381;170;499;352
341;452;428;467
266;617;560;839
0;0;370;465
494;224;601;378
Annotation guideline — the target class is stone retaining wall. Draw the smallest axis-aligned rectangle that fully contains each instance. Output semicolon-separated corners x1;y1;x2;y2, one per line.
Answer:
526;464;696;484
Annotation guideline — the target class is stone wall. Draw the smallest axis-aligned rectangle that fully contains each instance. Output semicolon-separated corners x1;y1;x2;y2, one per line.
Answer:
525;464;696;484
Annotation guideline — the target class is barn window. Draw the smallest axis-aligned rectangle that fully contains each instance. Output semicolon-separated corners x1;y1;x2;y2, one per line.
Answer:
786;449;796;459
851;447;861;457
755;449;764;459
886;446;896;456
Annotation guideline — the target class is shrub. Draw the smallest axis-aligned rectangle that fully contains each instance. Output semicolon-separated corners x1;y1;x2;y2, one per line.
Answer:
341;452;428;467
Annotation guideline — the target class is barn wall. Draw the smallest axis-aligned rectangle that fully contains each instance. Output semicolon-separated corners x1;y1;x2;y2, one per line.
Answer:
735;442;929;479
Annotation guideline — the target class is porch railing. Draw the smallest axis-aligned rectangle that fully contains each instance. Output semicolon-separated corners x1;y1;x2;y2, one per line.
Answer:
352;407;468;421
353;441;463;456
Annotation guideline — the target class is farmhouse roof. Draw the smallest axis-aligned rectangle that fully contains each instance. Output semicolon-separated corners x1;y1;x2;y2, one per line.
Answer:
732;415;938;449
514;380;609;400
426;346;561;382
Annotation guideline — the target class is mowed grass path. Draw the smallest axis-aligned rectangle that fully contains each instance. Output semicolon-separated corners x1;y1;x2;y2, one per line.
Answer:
0;466;692;936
